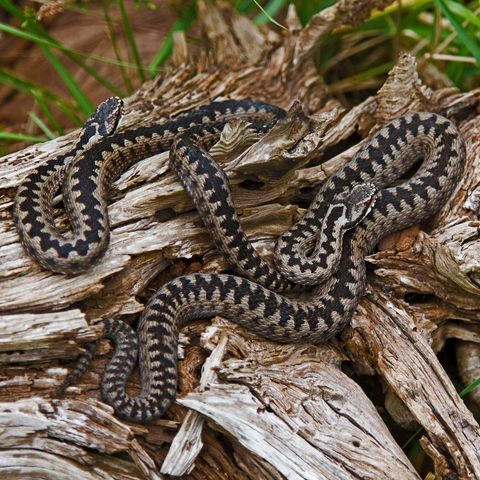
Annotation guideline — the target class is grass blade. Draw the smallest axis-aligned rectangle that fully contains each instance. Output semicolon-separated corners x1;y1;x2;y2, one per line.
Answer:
69;56;125;97
0;131;47;143
236;0;255;13
101;0;133;94
39;45;94;116
403;376;480;452
0;68;72;106
252;0;287;28
445;1;480;29
118;0;147;82
436;0;480;65
29;111;57;140
254;0;289;23
0;68;83;126
148;5;197;76
31;93;64;135
296;0;336;24
0;22;58;47
459;377;480;397
0;3;93;114
0;3;124;96
0;21;132;72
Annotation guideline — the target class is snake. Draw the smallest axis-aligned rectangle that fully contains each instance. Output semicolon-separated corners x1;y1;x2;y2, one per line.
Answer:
14;97;466;423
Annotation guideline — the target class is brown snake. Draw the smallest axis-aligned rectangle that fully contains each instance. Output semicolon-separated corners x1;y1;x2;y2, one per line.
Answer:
14;98;466;422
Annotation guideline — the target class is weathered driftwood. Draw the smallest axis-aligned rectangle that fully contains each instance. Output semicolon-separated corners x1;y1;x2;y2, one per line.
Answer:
1;1;480;479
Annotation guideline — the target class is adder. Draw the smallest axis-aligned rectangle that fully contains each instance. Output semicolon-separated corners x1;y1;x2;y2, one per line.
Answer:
14;97;466;422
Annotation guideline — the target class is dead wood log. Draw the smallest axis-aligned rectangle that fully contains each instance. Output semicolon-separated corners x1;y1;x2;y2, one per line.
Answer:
1;1;480;479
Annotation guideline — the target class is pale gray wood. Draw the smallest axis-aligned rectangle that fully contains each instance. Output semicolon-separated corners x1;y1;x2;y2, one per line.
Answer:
1;1;480;478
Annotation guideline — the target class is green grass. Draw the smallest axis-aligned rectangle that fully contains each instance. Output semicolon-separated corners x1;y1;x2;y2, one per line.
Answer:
1;0;478;152
402;375;480;468
0;131;47;143
148;3;197;76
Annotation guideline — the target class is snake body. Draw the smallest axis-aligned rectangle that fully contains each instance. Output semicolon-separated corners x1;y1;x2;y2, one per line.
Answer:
15;98;466;423
15;99;284;275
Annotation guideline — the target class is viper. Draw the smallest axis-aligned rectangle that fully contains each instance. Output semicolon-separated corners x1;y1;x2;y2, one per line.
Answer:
14;97;466;422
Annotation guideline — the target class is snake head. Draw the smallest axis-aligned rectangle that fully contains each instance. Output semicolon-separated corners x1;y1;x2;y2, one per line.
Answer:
94;96;124;137
342;183;377;229
78;96;124;150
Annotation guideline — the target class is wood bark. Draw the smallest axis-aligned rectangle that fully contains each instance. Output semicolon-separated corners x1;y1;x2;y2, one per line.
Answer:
1;1;480;479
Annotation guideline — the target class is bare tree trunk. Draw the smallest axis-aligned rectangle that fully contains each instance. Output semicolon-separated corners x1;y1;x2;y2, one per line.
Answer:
1;1;480;479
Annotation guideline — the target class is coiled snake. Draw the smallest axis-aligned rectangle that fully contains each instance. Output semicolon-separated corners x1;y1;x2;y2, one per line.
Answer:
15;97;466;423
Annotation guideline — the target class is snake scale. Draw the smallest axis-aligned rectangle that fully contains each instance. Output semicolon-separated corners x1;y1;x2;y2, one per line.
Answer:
14;97;465;423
